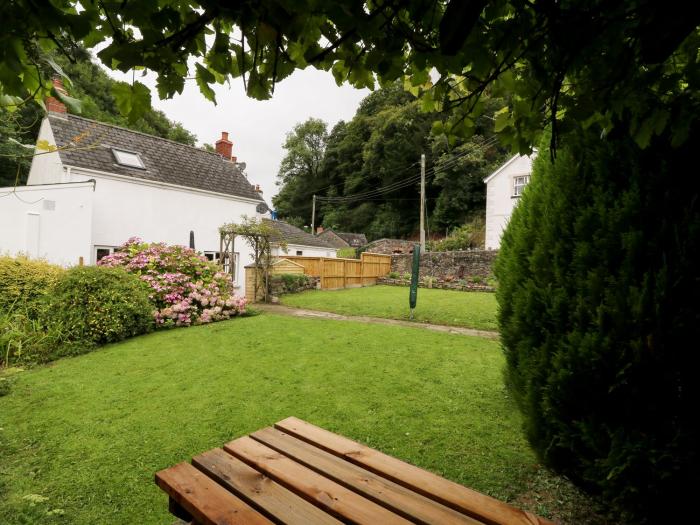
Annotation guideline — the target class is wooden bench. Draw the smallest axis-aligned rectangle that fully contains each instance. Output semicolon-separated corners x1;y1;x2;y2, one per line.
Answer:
155;417;553;525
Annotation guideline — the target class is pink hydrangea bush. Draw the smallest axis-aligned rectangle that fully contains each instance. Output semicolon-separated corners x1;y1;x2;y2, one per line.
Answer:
98;237;246;327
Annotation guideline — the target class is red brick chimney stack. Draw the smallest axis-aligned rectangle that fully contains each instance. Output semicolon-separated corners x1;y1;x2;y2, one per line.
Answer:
215;131;237;162
316;226;324;234
46;77;68;114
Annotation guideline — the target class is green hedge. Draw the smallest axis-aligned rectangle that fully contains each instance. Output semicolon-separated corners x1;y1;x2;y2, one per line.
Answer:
495;127;699;521
0;256;64;314
44;266;154;345
275;273;311;294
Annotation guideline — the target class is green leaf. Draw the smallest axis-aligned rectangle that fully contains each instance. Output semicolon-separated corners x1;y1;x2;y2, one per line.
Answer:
54;88;83;114
494;106;510;132
112;81;151;122
195;63;217;103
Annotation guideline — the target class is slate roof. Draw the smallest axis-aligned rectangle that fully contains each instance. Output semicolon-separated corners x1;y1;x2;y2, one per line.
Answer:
335;231;367;247
48;114;263;201
317;229;367;248
262;219;336;249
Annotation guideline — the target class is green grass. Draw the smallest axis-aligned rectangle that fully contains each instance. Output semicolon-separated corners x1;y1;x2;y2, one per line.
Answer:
282;285;499;330
0;313;529;524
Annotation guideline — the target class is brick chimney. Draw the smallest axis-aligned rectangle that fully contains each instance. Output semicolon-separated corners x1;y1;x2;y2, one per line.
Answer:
254;184;263;196
316;226;324;234
46;77;68;115
215;131;237;162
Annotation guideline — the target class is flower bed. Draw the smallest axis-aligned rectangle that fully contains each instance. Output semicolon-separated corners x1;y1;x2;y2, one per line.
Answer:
98;238;246;326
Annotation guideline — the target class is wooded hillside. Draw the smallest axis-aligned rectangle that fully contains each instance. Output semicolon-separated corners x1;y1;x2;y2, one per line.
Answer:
272;83;509;240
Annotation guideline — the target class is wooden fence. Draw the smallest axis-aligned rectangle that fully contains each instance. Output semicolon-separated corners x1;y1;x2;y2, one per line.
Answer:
281;252;391;290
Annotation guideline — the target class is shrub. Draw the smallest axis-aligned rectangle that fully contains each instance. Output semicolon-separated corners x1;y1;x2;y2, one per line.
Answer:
45;266;153;344
275;273;311;294
0;256;64;314
495;127;700;522
428;216;485;251
98;238;245;326
388;271;399;279
1;308;62;366
337;247;358;258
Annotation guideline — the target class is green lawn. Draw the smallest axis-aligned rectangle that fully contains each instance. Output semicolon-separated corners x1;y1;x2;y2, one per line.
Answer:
282;285;499;330
0;312;530;524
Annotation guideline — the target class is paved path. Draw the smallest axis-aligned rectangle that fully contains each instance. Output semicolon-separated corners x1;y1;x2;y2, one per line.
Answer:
255;303;499;340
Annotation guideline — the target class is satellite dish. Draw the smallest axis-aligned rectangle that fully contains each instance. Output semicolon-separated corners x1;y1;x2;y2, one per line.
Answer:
256;202;269;214
238;162;247;171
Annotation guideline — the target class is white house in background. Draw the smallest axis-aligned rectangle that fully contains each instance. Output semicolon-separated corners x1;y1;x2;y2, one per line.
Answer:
264;219;338;258
0;91;284;296
483;152;535;249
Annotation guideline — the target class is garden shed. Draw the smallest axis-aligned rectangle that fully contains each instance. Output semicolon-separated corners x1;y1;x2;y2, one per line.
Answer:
244;258;305;301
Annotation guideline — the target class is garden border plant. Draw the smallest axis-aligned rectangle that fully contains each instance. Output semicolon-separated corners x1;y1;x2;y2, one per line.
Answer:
98;237;246;326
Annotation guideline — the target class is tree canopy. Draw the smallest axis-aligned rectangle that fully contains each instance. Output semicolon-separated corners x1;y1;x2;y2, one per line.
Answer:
0;49;196;186
273;83;508;239
2;1;697;151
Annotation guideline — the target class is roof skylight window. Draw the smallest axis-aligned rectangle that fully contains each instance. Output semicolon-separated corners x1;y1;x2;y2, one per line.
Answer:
112;148;145;168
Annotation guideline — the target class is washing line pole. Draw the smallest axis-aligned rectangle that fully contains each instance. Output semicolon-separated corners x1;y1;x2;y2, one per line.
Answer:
420;153;426;251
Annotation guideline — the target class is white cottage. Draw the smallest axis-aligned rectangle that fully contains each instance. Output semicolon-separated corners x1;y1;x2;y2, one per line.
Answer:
0;100;336;296
483;153;535;249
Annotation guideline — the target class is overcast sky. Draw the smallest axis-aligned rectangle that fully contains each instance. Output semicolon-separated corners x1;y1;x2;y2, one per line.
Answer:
105;66;370;203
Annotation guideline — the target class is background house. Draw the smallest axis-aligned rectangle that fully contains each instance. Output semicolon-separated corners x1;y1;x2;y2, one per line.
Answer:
0;100;270;295
263;219;337;258
483;153;535;249
316;228;367;249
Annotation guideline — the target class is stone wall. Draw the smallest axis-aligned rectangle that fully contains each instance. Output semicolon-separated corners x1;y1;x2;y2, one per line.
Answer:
364;238;416;255
377;276;494;293
391;250;498;280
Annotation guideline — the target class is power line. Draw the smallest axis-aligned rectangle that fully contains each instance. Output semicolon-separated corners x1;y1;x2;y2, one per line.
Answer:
316;136;499;204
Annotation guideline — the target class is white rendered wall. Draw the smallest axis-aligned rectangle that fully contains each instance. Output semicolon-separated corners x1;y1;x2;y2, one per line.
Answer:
484;155;534;250
272;244;337;258
67;168;260;293
0;182;94;266
26;117;65;185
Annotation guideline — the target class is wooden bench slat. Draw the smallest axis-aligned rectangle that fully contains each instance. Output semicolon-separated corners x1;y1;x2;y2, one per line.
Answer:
251;426;484;525
155;462;273;525
224;436;412;525
192;448;342;525
275;417;553;525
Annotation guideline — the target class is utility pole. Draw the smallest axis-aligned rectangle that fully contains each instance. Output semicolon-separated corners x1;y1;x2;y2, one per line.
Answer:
311;194;316;235
420;153;426;251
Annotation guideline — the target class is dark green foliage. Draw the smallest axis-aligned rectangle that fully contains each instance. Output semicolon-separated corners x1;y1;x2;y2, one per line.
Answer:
274;83;508;240
276;273;311;294
45;266;153;345
495;126;700;521
428;217;485;251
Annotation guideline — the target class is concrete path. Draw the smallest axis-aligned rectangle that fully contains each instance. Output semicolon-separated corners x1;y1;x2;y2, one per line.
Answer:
254;303;499;340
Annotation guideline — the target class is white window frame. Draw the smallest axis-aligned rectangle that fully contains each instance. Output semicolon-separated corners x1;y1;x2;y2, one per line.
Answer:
203;251;221;263
512;174;530;197
94;245;117;263
207;251;239;284
112;148;145;169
